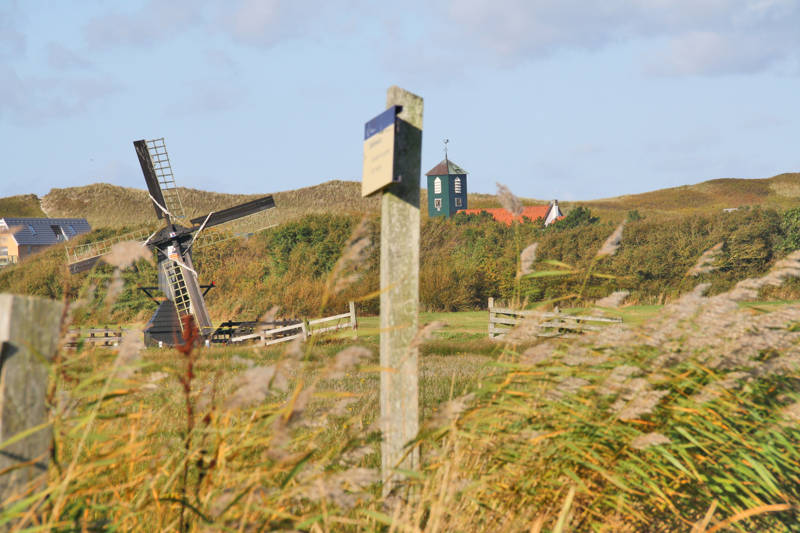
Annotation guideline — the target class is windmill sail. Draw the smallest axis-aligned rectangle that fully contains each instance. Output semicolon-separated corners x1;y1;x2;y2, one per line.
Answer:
65;228;152;274
191;198;278;250
134;138;186;220
160;255;214;336
67;135;278;347
190;196;275;229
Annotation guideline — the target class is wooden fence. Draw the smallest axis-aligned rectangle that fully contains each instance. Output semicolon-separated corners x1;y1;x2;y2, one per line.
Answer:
66;327;123;348
230;302;357;346
488;298;622;339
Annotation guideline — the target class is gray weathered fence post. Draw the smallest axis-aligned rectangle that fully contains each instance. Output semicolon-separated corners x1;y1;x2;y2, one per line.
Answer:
488;297;494;339
0;294;63;504
349;301;357;339
380;86;423;494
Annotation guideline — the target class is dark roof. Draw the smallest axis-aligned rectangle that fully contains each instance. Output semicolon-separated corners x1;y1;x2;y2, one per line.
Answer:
0;217;91;245
426;158;467;176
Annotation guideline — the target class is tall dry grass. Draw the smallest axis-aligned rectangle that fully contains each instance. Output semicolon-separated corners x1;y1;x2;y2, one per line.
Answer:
4;197;800;531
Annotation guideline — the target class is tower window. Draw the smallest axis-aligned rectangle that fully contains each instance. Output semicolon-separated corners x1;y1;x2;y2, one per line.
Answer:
434;198;442;210
455;198;462;207
434;177;442;194
454;177;462;194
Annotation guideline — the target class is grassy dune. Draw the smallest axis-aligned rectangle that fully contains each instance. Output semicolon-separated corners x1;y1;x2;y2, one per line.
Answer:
40;180;379;229
0;193;46;217
587;172;800;215
3;171;798;230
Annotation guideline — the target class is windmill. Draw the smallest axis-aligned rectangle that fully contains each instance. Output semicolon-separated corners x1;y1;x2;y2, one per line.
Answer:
65;138;277;346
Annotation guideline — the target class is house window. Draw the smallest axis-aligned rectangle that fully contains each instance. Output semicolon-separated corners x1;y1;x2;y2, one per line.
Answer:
455;197;463;207
434;198;442;210
51;225;67;241
454;177;462;194
434;177;442;194
0;246;7;256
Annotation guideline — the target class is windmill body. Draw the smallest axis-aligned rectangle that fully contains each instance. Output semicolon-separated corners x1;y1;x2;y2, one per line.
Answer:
66;138;277;346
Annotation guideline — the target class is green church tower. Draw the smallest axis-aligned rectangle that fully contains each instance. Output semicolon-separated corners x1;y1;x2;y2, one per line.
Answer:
426;143;467;218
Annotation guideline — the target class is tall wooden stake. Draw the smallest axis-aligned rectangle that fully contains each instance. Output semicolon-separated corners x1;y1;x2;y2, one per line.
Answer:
380;86;423;494
0;294;63;504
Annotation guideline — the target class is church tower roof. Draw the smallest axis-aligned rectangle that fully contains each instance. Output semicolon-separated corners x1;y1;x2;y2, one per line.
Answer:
425;158;467;176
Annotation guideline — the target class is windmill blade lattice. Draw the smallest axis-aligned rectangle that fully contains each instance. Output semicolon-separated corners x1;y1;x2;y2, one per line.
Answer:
191;205;278;250
161;259;214;336
65;227;153;273
145;138;186;220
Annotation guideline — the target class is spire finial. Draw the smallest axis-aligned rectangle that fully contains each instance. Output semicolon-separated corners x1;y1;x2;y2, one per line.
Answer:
443;138;449;160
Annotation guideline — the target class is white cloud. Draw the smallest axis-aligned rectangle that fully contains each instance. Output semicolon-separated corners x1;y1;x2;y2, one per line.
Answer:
0;1;26;58
204;48;239;72
84;0;204;49
0;65;119;124
221;0;285;46
47;42;92;70
443;0;800;75
166;81;247;116
83;0;354;50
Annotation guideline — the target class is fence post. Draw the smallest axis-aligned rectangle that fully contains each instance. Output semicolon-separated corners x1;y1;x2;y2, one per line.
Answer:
0;294;63;504
349;301;357;339
379;86;423;495
488;297;494;339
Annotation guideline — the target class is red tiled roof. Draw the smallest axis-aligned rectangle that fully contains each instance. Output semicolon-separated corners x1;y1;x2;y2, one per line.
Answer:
458;206;556;226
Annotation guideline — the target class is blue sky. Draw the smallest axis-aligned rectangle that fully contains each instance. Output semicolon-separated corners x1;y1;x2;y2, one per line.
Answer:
2;0;799;201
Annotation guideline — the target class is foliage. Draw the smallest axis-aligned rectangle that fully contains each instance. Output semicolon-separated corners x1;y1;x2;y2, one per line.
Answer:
626;209;643;222
6;204;800;324
779;206;800;253
553;206;599;229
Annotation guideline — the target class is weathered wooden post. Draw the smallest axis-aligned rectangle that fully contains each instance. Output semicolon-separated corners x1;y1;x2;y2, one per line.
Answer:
349;301;357;339
488;297;494;339
362;86;423;494
0;294;63;505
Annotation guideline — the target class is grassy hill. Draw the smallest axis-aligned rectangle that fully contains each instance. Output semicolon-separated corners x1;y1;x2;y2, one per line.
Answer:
12;171;800;229
0;194;46;217
586;172;800;215
41;180;380;229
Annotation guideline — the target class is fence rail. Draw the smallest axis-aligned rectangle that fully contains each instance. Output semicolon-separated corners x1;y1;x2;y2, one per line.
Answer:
488;298;621;339
66;327;123;348
230;302;357;346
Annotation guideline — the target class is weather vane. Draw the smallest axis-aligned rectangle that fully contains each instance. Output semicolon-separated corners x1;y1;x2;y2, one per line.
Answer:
444;138;449;159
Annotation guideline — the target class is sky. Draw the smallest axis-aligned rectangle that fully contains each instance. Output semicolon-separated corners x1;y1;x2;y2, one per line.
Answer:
1;0;799;202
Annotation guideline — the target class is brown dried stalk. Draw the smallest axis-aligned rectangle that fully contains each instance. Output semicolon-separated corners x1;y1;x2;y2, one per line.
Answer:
687;242;724;277
519;242;539;276
176;315;199;533
596;222;625;258
496;182;523;217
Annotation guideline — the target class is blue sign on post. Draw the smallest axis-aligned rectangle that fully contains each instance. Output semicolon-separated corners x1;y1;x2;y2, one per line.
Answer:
362;105;402;197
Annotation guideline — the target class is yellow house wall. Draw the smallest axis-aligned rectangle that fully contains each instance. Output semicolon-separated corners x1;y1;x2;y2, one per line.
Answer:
0;234;19;263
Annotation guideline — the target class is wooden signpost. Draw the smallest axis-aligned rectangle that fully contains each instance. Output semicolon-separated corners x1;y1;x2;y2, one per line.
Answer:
363;86;423;494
